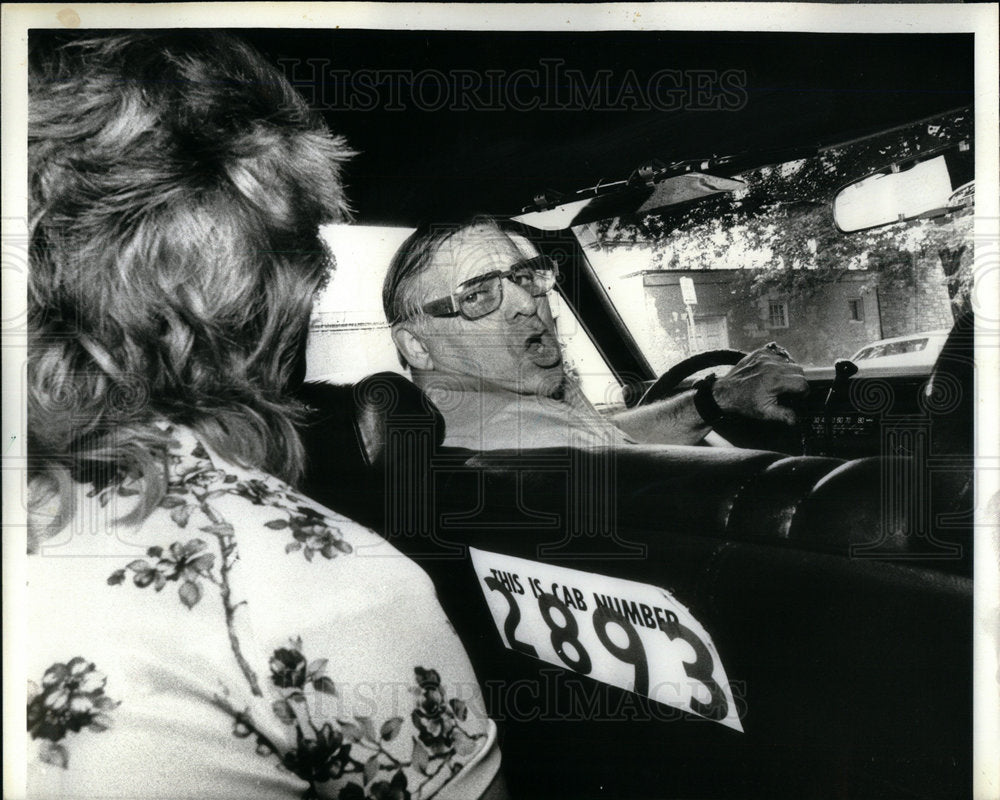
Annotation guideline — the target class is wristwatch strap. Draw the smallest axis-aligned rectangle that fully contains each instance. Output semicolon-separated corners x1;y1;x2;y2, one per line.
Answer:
693;373;724;425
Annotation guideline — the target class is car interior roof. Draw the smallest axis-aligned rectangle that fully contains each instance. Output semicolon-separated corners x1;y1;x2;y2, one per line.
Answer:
241;29;973;225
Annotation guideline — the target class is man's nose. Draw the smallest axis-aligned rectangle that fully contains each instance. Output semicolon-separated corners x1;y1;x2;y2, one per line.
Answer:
502;277;538;317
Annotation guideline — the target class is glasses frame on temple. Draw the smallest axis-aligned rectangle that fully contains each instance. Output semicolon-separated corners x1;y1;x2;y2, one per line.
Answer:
411;255;560;322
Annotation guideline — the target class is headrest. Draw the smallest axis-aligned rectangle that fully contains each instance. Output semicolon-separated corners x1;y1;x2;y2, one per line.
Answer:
296;373;444;526
299;372;444;468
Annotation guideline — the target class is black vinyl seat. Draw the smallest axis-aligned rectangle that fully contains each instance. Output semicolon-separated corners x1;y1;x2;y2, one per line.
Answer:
296;372;444;529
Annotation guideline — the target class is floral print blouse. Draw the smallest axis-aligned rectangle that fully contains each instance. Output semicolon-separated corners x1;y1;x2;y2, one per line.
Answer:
26;426;500;799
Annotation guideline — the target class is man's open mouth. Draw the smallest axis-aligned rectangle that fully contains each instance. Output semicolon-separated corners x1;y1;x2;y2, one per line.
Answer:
524;330;561;367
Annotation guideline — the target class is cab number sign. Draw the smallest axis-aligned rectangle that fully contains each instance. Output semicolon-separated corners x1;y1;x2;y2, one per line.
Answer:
470;548;743;732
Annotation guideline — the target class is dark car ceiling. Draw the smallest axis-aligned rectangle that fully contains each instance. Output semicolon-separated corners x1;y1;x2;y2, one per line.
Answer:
242;30;973;225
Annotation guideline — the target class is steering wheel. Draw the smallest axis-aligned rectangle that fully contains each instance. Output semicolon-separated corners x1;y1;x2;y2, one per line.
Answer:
637;348;807;452
638;349;747;406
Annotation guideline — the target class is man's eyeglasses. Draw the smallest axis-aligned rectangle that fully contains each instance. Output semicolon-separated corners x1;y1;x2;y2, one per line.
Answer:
416;255;559;321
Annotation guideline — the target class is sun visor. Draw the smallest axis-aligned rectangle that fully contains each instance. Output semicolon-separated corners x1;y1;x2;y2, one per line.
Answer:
635;173;745;214
513;173;744;231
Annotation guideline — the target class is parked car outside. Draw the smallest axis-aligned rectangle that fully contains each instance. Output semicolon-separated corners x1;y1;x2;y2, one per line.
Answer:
851;330;950;369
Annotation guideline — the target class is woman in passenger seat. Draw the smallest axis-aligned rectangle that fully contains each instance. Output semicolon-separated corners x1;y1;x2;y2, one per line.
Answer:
26;32;504;800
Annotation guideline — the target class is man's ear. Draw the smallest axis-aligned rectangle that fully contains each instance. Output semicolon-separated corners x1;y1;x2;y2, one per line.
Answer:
391;325;434;371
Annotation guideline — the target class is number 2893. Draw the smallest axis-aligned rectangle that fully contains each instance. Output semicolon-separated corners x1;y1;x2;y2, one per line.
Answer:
483;575;728;721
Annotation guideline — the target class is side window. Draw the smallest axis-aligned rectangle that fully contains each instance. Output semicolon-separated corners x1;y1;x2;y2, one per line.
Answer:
548;291;626;413
306;224;414;384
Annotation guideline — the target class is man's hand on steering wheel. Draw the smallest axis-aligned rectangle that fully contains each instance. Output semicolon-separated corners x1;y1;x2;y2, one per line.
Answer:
615;342;808;446
712;342;809;425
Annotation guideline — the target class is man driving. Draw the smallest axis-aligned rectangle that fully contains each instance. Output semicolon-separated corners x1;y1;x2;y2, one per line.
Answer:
383;217;808;450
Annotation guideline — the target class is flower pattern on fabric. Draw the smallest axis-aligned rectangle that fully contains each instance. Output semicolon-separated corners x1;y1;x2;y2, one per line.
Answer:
155;437;353;564
265;506;355;562
217;639;486;800
107;539;217;609
105;430;357;693
27;658;119;769
411;668;474;758
57;427;490;796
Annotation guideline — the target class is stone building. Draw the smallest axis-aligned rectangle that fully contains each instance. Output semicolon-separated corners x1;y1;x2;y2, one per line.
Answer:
625;255;954;370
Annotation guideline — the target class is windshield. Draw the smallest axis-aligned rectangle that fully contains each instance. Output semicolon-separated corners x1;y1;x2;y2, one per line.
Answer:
573;109;973;374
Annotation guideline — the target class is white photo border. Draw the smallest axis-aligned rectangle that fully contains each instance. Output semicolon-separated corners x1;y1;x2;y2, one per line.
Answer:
3;4;997;798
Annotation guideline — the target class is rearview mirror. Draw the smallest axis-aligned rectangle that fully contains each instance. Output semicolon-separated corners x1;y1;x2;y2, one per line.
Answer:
833;142;973;233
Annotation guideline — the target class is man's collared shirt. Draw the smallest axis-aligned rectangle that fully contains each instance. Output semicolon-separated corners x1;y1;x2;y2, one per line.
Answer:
418;372;634;451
